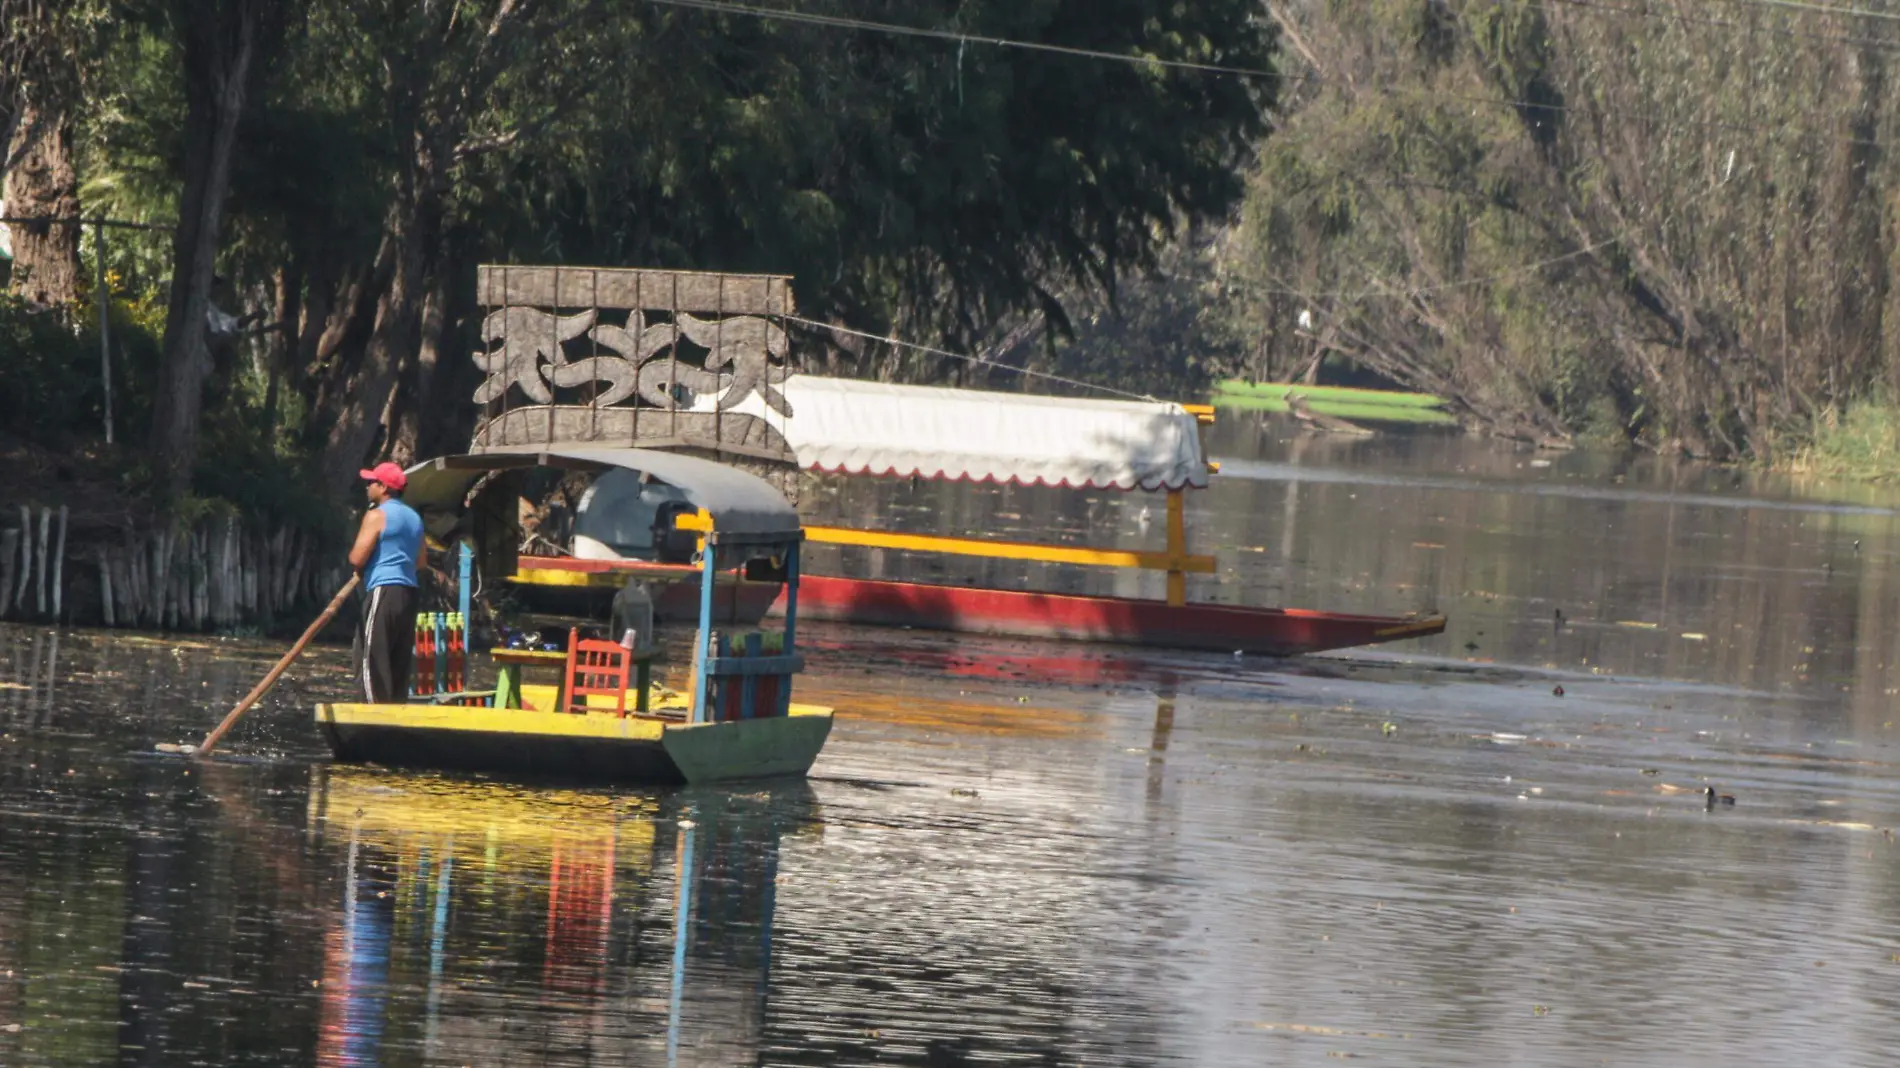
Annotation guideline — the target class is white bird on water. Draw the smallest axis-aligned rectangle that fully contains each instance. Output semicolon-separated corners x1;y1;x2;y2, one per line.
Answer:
1136;506;1152;531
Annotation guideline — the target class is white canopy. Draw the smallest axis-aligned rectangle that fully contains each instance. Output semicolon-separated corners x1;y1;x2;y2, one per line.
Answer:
690;375;1209;492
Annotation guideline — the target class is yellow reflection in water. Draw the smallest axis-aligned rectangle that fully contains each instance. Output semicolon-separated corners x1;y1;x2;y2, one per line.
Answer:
307;766;658;872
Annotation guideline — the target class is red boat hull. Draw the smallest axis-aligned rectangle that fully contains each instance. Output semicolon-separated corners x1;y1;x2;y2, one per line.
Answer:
777;574;1445;657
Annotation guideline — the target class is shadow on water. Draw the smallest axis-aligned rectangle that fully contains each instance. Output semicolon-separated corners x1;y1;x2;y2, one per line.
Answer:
7;418;1900;1064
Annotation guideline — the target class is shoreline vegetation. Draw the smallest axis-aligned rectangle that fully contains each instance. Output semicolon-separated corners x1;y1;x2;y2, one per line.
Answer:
1187;0;1900;472
1779;403;1900;483
10;0;1900;636
1211;375;1900;484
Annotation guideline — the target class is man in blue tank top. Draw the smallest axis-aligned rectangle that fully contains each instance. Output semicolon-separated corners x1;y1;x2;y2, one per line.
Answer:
348;462;424;703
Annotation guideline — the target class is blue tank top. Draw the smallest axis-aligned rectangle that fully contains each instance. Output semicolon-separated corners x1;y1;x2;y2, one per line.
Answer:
366;498;422;589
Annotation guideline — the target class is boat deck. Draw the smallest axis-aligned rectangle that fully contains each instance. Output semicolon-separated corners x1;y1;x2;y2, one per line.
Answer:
315;701;834;784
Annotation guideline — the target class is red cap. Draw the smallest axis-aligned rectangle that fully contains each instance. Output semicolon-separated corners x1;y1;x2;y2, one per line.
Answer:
359;461;408;492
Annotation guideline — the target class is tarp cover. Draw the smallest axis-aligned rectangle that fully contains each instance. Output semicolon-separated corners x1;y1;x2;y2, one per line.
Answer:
404;446;799;539
690;375;1208;492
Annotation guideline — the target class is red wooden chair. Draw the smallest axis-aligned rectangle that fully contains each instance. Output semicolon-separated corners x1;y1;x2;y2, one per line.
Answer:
563;628;630;716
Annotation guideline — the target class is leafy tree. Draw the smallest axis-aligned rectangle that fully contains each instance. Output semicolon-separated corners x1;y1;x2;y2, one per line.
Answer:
17;0;1280;506
498;0;1274;362
2;1;110;306
132;0;275;498
1225;0;1900;459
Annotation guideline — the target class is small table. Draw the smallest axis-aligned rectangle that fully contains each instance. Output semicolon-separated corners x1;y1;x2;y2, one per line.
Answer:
490;647;653;714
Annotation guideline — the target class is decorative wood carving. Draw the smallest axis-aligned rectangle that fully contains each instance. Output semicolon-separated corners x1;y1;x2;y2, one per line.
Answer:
470;265;799;465
475;265;794;315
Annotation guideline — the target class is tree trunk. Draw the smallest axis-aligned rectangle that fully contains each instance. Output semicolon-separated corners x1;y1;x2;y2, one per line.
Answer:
2;101;81;307
291;267;335;403
416;254;481;459
305;0;543;494
150;0;257;499
318;188;442;495
262;262;299;435
390;259;471;463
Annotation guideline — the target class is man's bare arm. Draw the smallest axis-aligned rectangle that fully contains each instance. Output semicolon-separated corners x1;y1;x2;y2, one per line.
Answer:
348;510;385;571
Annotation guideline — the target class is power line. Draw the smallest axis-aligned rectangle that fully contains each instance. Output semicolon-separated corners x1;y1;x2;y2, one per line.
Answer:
1242;240;1616;304
647;0;1889;150
1236;168;1735;304
781;314;1161;402
1437;86;1881;148
0;214;172;231
1705;0;1900;24
1546;0;1900;54
638;0;1289;82
640;2;1887;342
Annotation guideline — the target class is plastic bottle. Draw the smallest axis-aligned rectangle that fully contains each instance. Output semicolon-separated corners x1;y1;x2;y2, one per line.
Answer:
415;613;436;696
446;613;465;693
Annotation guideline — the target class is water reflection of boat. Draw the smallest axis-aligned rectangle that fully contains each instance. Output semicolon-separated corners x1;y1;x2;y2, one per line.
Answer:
308;766;817;1067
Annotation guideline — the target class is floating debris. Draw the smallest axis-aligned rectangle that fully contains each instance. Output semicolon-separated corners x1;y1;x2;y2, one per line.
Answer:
1252;1022;1393;1038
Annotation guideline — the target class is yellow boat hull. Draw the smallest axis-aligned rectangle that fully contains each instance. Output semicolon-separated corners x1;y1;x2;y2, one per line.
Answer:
314;701;834;785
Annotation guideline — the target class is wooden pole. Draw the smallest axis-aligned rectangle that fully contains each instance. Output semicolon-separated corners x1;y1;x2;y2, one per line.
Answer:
14;505;30;612
99;548;115;628
195;574;359;756
153;528;170;628
126;529;145;625
51;505;66;621
0;528;16;621
35;506;50;617
96;220;114;445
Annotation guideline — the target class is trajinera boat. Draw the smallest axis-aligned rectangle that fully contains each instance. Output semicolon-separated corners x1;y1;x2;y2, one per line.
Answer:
315;446;832;784
451;263;1446;658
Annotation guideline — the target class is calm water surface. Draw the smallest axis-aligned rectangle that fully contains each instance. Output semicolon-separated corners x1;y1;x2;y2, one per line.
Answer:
5;412;1900;1066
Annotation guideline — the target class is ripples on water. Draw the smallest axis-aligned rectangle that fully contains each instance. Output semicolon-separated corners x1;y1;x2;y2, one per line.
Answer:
4;416;1900;1066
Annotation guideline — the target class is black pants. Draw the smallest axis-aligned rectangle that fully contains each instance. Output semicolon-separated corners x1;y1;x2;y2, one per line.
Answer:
354;583;417;704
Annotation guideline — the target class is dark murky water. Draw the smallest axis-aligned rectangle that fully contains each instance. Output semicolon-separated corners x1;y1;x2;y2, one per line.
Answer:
6;413;1900;1065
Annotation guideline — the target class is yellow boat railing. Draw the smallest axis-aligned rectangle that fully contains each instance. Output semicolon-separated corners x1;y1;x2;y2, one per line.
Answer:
801;511;1211;607
514;492;1213;605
